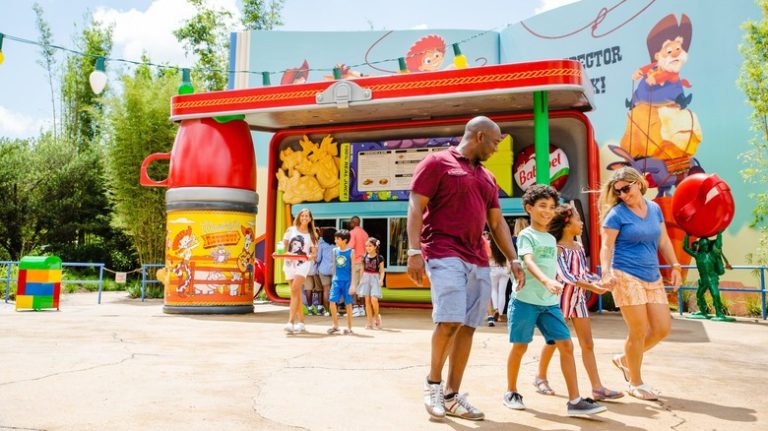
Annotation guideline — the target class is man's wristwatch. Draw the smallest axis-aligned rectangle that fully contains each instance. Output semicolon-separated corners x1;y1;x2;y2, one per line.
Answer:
407;248;422;257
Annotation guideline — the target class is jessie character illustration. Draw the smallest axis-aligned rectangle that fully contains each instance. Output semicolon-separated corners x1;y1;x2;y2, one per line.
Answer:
629;14;693;109
281;60;310;85
405;34;447;72
172;226;199;294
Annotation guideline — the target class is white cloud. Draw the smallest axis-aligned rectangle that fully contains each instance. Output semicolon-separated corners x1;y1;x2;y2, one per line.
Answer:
93;0;241;68
0;106;51;139
535;0;581;14
410;24;429;30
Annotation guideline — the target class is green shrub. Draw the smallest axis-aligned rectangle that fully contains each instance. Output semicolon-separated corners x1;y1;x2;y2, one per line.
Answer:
745;295;765;317
126;281;164;299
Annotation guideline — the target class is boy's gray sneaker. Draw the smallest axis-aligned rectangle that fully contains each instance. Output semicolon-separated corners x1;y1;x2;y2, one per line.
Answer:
567;397;607;416
423;378;445;420
444;393;484;421
502;391;525;410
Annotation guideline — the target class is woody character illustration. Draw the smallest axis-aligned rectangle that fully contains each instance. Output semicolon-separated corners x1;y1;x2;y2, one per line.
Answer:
617;13;704;284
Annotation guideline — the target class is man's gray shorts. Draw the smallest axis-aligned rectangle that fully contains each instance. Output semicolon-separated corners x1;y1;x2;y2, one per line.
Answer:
426;257;491;328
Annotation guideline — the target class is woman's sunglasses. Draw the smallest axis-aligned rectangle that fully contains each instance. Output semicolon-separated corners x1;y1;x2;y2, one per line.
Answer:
613;182;636;196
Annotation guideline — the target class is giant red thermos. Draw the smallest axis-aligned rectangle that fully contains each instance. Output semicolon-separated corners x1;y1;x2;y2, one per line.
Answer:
141;117;258;314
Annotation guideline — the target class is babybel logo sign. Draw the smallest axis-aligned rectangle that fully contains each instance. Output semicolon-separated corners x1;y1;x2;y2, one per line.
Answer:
513;144;570;191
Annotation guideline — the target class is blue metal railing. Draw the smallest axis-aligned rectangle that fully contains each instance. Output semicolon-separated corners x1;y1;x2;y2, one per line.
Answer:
1;261;105;304
596;264;768;320
140;264;164;302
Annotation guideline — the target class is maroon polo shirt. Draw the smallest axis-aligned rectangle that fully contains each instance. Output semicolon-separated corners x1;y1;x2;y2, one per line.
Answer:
411;147;500;267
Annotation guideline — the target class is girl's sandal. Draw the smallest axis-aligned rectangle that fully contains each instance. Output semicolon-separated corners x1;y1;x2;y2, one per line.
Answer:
612;354;631;382
592;387;625;401
375;315;382;329
326;327;340;335
533;377;555;395
627;384;658;401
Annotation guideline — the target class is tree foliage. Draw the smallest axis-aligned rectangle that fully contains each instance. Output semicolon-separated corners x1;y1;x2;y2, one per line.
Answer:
242;0;285;30
32;2;58;138
0;139;40;260
173;0;233;91
739;0;768;265
61;22;113;152
104;63;179;265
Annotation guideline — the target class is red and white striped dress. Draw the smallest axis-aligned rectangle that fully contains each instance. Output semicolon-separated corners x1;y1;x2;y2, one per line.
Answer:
556;244;600;319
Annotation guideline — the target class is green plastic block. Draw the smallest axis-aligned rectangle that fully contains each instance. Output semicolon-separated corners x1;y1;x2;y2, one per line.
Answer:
19;256;62;270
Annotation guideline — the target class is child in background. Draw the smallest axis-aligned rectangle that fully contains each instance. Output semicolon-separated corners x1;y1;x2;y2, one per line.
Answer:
503;185;606;417
358;237;385;329
534;205;622;401
487;234;510;327
328;229;354;335
315;227;337;316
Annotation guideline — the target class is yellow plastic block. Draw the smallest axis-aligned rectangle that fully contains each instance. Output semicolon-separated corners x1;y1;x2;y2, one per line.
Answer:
482;135;514;196
16;295;34;310
26;269;62;283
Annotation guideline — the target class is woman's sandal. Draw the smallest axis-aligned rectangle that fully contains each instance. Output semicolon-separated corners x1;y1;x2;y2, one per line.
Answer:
627;384;658;401
327;327;340;335
592;386;625;401
612;354;631;382
533;377;555;395
375;315;382;329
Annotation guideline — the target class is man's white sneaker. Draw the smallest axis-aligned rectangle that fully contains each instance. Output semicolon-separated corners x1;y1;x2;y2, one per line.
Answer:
423;378;445;420
444;393;484;421
293;322;307;333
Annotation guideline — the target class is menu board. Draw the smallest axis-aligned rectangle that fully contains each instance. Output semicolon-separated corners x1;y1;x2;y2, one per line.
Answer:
357;146;447;192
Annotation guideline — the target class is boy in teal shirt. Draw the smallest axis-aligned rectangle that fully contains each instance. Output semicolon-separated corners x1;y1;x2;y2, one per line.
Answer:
503;185;606;417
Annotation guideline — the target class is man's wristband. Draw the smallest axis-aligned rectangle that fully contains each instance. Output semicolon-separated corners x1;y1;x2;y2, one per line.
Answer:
511;259;522;265
407;249;422;257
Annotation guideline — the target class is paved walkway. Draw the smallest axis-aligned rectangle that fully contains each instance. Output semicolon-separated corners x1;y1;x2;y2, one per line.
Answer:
1;292;765;431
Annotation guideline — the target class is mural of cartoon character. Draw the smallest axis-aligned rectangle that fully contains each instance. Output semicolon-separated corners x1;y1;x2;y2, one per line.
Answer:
172;226;199;294
621;13;702;174
616;13;704;281
629;14;693;109
606;145;703;197
405;34;447;72
281;60;310;85
323;63;366;80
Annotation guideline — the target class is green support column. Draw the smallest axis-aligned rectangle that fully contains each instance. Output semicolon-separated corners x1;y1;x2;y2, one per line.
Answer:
533;91;550;185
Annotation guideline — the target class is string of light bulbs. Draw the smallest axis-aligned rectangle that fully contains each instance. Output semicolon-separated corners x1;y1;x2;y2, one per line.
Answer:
0;25;504;95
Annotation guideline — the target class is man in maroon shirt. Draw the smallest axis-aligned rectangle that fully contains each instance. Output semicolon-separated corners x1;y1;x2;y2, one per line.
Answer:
407;116;524;421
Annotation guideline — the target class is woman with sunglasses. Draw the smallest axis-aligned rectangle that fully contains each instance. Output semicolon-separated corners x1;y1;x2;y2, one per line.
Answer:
598;167;682;401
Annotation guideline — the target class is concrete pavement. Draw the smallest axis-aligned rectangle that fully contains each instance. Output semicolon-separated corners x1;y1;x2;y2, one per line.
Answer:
0;292;765;430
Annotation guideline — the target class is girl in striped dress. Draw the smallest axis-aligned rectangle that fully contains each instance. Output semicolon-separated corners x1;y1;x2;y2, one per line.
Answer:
532;204;623;401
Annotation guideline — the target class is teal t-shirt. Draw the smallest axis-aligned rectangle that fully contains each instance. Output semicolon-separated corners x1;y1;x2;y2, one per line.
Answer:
515;226;559;306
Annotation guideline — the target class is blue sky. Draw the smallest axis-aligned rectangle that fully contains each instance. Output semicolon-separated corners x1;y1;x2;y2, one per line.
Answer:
0;0;576;139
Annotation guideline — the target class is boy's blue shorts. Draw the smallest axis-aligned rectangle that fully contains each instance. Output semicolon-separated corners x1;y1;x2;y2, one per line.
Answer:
329;279;353;305
507;299;571;344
